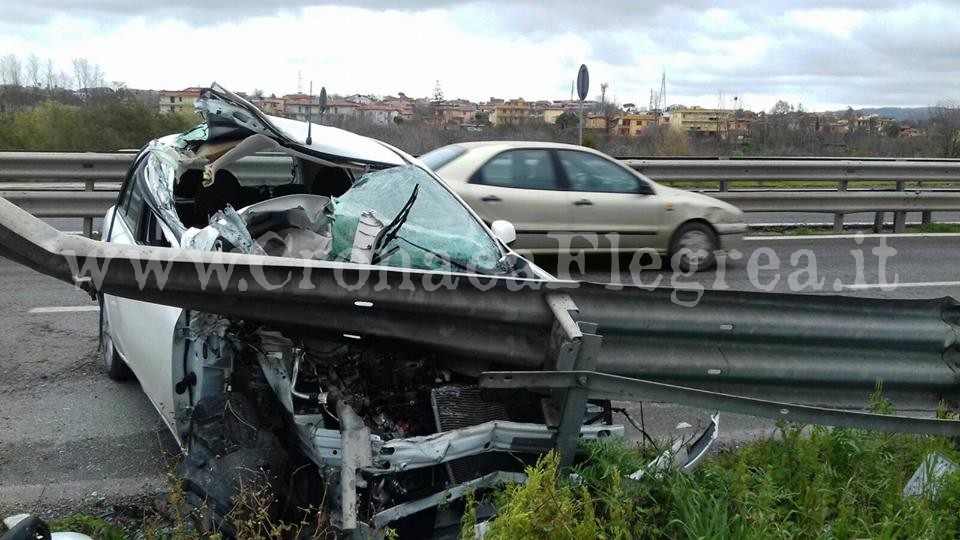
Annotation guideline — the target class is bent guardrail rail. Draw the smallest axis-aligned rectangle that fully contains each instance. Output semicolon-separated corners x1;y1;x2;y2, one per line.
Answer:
1;194;958;465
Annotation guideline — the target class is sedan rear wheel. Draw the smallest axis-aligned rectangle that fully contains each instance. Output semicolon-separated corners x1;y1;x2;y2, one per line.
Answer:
670;222;718;272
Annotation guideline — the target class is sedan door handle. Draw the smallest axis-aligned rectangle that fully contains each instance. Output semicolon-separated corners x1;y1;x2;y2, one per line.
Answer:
481;195;501;203
574;199;594;206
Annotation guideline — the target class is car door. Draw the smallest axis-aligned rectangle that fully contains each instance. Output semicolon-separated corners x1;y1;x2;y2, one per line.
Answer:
555;149;666;252
104;154;184;430
458;148;575;252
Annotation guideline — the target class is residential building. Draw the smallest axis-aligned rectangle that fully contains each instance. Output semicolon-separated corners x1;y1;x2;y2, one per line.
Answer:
491;99;534;127
251;96;285;116
383;98;415;120
668;107;732;137
326;99;360;121
282;93;323;122
158;87;202;114
727;111;754;133
358;104;400;125
616;113;657;136
438;102;478;125
899;126;922;138
585;114;608;130
346;94;374;105
541;108;566;124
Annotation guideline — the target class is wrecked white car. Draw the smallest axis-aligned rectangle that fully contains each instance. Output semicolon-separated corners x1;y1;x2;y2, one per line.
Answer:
1;84;959;538
96;85;619;535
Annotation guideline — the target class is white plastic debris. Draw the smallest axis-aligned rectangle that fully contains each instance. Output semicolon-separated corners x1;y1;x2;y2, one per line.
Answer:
3;513;94;539
903;452;959;498
3;513;30;529
630;413;720;480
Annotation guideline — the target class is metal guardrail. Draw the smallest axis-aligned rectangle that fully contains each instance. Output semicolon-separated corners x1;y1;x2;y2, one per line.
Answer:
1;196;958;445
2;152;959;236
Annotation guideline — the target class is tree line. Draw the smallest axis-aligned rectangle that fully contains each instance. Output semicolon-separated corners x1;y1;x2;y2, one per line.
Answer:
0;50;956;157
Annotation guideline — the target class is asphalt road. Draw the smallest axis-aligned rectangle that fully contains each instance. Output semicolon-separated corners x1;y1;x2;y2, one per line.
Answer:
0;233;957;514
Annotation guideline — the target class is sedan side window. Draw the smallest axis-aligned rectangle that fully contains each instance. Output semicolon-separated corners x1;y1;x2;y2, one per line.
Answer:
474;149;558;190
122;180;145;232
557;150;641;194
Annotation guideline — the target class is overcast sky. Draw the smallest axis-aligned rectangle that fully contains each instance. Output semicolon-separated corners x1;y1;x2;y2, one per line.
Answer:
2;0;958;111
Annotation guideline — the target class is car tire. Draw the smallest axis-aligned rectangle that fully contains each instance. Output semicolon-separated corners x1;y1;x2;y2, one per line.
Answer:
101;321;133;381
670;222;718;272
176;393;288;537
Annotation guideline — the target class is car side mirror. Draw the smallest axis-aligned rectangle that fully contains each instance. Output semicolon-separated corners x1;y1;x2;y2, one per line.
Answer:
491;220;517;246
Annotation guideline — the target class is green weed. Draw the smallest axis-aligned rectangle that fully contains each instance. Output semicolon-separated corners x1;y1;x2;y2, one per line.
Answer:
470;418;960;539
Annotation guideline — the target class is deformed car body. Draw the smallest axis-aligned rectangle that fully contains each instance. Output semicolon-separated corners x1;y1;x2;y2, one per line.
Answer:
2;85;960;538
96;84;619;535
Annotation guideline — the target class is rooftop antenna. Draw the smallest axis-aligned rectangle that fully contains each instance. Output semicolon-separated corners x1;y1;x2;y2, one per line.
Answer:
306;81;313;145
297;70;302;94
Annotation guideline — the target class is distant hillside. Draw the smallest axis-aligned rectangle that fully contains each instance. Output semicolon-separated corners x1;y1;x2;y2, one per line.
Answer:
826;107;931;123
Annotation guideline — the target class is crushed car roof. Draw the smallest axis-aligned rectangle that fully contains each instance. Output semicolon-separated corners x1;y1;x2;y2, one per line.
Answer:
198;83;407;167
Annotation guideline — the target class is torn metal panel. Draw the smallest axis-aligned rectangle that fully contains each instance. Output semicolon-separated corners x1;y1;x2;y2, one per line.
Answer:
369;471;526;530
207;206;263;255
338;402;373;531
371;421;623;473
628;413;720;480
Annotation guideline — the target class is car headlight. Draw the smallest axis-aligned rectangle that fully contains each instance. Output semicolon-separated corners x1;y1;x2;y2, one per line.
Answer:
710;208;743;224
728;207;745;223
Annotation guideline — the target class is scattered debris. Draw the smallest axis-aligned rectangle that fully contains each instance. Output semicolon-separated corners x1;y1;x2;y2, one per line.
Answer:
630;413;720;480
903;452;959;498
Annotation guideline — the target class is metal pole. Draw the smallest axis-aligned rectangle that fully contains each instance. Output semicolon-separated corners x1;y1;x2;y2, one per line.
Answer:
833;179;847;233
893;180;907;233
578;100;584;146
83;179;94;238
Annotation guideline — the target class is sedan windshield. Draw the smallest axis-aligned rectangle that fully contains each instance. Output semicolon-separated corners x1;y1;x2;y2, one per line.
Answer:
329;165;506;274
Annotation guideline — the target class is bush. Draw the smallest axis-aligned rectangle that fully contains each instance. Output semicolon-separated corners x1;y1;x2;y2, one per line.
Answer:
0;93;197;151
469;421;960;539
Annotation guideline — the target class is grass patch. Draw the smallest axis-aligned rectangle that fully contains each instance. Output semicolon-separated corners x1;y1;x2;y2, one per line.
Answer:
786;224;819;236
51;514;130;540
911;222;960;233
468;420;960;538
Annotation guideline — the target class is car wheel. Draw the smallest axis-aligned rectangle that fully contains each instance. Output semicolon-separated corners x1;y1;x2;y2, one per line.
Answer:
176;393;289;537
101;321;133;381
670;222;718;272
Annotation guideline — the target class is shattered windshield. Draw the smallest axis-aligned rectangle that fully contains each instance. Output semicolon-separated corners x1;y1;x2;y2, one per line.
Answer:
329;165;506;274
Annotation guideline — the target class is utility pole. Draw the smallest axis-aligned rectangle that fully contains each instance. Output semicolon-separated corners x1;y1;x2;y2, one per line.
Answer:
600;82;609;133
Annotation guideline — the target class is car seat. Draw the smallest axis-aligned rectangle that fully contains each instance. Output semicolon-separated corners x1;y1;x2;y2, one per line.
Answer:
310;166;352;198
273;184;310;197
194;169;244;222
175;169;206;228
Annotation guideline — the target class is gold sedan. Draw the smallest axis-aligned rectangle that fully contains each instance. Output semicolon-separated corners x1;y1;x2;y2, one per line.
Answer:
420;141;746;270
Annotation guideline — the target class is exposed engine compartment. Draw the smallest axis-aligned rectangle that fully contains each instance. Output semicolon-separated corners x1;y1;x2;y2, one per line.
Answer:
179;315;585;532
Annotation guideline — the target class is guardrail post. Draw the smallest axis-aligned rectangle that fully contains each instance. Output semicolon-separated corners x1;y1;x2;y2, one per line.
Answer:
873;212;885;233
83;179;94;237
555;321;601;469
893;180;907;233
719;180;729;192
918;180;932;225
833;179;847;233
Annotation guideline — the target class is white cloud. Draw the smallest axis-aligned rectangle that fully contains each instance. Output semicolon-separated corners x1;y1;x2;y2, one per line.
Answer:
0;0;958;110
